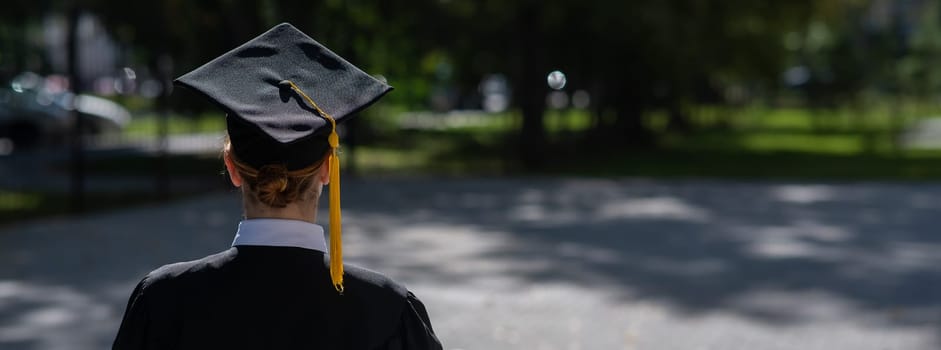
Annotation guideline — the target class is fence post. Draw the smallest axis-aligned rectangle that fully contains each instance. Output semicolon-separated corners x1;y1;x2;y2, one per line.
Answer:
156;54;173;200
68;6;85;214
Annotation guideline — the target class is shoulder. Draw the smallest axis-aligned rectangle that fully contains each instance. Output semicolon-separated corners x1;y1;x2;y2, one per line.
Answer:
335;262;419;345
139;248;238;292
342;262;409;299
341;264;442;349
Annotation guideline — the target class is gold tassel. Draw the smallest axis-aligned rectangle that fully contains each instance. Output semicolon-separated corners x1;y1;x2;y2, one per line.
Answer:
282;80;344;294
328;132;343;294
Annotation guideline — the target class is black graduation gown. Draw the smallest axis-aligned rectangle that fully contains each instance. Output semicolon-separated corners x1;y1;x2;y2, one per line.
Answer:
112;246;442;350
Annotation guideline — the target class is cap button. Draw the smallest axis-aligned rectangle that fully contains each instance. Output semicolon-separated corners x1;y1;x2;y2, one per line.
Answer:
328;132;339;148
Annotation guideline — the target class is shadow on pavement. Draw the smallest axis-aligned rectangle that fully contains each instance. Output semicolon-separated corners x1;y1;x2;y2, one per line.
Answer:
339;179;941;327
0;178;939;349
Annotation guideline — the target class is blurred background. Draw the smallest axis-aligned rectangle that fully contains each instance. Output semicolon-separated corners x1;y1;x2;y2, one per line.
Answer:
6;0;941;217
3;1;941;349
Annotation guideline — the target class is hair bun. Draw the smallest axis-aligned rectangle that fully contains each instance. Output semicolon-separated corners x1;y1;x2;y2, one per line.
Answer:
224;140;323;208
257;165;289;188
255;164;290;206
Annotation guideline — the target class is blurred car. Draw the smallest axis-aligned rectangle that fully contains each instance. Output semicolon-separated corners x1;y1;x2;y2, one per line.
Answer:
0;84;130;151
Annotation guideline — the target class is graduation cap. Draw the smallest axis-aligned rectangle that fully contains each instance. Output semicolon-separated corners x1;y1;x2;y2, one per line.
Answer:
174;23;392;293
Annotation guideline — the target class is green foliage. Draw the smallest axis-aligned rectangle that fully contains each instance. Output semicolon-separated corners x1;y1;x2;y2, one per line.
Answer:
346;105;941;179
124;113;226;136
0;192;43;211
14;1;941;170
0;190;224;226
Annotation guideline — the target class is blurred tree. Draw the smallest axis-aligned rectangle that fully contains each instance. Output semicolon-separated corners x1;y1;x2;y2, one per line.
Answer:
94;0;830;167
898;0;941;105
0;0;49;80
428;0;824;165
14;0;934;169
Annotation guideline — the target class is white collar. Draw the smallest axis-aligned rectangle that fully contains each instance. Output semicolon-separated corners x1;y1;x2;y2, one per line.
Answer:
232;218;327;252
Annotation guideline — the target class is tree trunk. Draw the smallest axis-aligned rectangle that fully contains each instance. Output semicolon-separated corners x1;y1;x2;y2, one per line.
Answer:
519;85;547;168
514;4;548;169
614;97;653;148
666;99;691;133
68;7;85;213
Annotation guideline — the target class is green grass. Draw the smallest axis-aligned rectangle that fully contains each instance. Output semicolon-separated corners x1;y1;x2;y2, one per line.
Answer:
1;153;231;225
104;104;941;180
124;113;226;137
0;191;218;226
543;150;941;180
10;103;941;226
24;99;941;227
352;105;941;179
659;129;895;155
81;153;225;176
0;192;44;212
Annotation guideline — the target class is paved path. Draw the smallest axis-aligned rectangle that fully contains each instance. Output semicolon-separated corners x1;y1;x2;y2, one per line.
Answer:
0;178;939;349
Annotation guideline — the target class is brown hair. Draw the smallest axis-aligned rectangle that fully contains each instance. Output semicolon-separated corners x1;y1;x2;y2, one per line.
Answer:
223;138;326;208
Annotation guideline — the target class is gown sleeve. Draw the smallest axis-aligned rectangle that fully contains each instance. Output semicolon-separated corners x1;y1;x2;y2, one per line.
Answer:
375;291;443;350
112;277;151;350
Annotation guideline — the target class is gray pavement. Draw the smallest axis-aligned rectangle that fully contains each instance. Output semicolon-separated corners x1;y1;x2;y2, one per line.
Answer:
0;178;940;349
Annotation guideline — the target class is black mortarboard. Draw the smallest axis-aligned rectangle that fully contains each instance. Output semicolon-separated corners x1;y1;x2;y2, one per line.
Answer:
174;23;392;293
174;22;392;171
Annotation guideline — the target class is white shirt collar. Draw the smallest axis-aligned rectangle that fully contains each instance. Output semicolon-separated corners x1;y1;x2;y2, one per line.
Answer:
232;218;327;252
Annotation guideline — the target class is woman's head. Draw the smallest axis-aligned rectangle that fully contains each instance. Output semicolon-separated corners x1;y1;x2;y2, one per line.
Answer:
177;23;394;293
222;137;329;209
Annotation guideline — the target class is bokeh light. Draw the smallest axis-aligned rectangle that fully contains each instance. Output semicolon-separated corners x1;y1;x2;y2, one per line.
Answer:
547;70;566;90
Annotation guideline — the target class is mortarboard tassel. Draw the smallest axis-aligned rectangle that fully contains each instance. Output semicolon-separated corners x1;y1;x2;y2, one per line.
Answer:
327;130;343;294
282;80;344;294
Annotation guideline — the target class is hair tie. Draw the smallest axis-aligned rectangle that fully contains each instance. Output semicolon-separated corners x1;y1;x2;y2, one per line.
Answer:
258;165;289;192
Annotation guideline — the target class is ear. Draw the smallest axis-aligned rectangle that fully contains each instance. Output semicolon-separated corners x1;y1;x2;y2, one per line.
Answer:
319;154;331;185
223;152;243;187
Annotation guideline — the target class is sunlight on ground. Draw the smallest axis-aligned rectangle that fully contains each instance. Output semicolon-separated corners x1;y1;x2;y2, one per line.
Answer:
0;179;939;349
